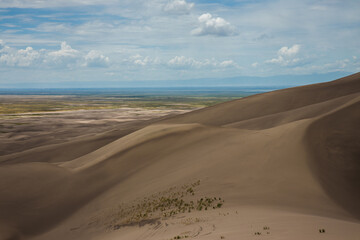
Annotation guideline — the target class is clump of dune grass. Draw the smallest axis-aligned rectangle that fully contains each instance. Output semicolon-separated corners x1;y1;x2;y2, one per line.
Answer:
104;180;225;230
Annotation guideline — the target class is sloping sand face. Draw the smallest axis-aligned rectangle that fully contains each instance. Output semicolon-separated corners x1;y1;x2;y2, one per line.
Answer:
0;73;360;240
306;98;360;219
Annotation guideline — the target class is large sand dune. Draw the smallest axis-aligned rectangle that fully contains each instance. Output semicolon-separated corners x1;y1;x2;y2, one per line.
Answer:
0;73;359;240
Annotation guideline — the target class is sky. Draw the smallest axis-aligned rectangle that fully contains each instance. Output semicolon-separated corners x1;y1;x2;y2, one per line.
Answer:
0;0;359;87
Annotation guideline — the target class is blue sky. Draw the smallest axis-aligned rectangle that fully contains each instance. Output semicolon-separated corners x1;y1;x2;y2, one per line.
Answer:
0;0;359;87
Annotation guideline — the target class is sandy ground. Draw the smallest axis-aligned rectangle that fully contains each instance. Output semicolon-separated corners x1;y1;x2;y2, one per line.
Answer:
0;73;359;240
0;108;190;157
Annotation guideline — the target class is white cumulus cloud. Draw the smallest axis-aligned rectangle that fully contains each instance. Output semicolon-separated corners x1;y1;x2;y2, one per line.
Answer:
127;54;160;66
266;44;301;66
46;42;80;68
83;50;110;67
49;42;79;58
168;56;202;68
0;41;41;67
278;44;300;57
163;0;194;15
191;13;237;37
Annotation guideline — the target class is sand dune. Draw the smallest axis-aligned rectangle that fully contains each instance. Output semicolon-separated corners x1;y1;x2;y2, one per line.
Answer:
0;73;359;240
0;119;156;165
162;72;360;127
306;97;360;219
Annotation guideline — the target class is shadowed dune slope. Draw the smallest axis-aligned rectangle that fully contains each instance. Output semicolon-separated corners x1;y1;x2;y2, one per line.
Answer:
306;99;360;219
0;73;359;240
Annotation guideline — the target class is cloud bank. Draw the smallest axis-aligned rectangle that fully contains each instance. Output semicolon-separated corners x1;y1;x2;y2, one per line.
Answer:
0;41;110;68
168;56;239;69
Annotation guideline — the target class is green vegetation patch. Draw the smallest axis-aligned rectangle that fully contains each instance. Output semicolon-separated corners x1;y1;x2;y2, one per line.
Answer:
103;180;225;231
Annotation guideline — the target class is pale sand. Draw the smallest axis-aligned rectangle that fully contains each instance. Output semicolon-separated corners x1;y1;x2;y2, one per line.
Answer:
0;73;359;240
